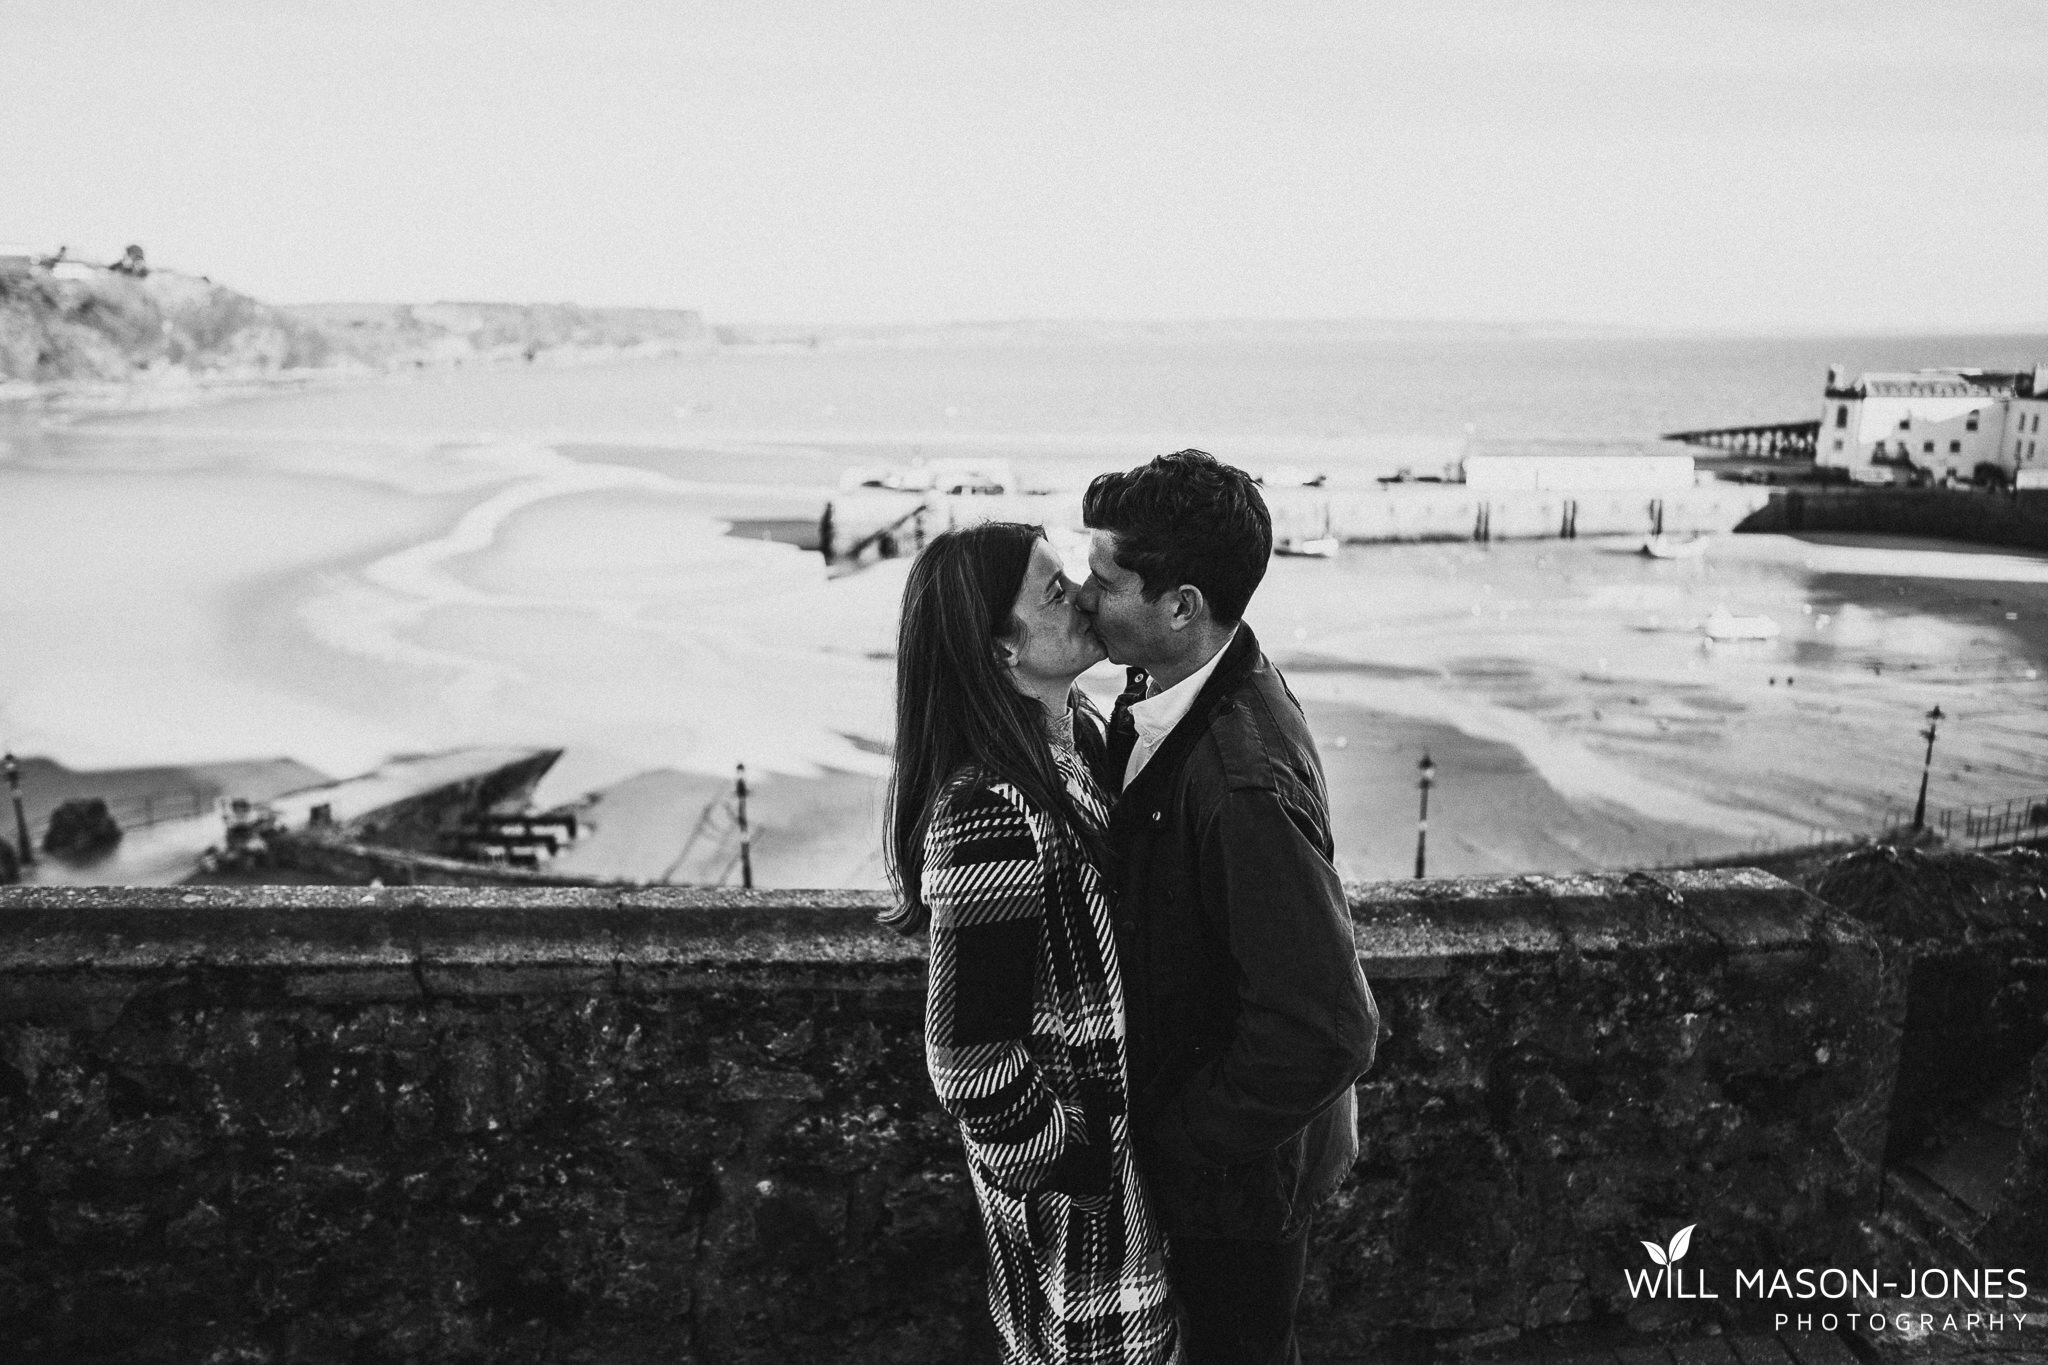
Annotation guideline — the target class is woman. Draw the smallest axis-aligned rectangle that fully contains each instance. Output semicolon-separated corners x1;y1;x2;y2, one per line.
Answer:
883;522;1181;1365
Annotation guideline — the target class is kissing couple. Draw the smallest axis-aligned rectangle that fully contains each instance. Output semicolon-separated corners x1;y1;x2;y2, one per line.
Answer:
884;450;1381;1364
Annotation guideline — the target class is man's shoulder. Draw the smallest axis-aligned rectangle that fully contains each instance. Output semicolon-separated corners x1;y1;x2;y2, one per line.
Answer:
1190;656;1315;797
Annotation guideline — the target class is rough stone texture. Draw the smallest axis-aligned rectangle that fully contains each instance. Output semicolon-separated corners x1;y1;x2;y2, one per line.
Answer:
1807;849;2048;1163
1325;870;1894;1351
0;873;1890;1362
1986;1040;2048;1269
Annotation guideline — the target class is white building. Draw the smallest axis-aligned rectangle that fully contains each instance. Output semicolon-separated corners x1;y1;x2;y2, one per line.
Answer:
1818;365;2047;485
2005;385;2048;489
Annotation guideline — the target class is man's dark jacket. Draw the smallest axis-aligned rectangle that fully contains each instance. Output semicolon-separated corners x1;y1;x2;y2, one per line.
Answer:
1097;624;1380;1242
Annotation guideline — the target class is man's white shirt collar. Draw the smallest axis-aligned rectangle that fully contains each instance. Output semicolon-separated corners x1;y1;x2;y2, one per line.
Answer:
1123;626;1237;788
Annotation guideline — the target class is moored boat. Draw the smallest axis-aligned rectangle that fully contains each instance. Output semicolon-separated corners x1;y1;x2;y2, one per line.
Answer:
1702;606;1779;641
1641;534;1710;560
1276;535;1339;558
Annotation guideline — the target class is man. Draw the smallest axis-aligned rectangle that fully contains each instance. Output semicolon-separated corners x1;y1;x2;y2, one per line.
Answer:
1076;450;1379;1365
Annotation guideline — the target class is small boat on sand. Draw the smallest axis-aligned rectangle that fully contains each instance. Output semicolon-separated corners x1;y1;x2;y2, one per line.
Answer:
1277;535;1339;558
1702;606;1779;641
1277;505;1340;558
1642;535;1710;560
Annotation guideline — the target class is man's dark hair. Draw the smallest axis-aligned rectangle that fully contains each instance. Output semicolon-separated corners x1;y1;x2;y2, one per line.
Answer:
1082;449;1271;625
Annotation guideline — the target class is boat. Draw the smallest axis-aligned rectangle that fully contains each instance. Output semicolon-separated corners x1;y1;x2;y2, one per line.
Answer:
1254;465;1328;488
1702;606;1779;641
838;459;1014;495
1641;534;1710;560
1276;535;1339;558
1276;505;1340;558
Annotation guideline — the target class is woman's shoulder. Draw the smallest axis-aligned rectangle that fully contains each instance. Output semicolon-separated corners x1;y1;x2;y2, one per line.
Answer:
925;768;1040;875
931;766;1036;826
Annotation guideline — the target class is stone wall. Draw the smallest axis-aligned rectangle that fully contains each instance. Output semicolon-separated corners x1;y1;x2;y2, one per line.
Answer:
1737;487;2048;551
1808;848;2048;1268
1809;849;2048;1162
829;483;1774;561
0;872;1891;1362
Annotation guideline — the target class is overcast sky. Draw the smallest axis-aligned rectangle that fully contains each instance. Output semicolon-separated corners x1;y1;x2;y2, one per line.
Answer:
7;0;2046;330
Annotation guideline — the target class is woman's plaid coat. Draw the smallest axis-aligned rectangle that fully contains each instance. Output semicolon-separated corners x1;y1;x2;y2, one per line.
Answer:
921;744;1181;1365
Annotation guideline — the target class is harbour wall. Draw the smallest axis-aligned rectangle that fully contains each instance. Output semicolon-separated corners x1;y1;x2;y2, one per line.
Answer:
1257;482;1775;544
0;870;1918;1363
1737;487;2048;552
831;482;1775;555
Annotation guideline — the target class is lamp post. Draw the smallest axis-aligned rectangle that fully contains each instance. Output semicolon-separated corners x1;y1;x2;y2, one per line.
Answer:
1414;751;1435;879
734;764;754;890
1911;706;1944;831
3;752;33;867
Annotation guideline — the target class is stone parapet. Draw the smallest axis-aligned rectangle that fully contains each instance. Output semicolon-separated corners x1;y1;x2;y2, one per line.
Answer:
0;871;1890;1362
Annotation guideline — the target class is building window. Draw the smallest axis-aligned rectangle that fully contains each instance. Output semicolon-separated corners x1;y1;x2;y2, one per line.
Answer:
1900;417;1912;430
1836;405;1848;428
1967;413;1979;431
1833;439;1844;451
1950;441;1962;453
1924;441;1935;454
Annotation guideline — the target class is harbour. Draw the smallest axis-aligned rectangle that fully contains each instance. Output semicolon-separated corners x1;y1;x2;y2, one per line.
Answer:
6;338;2048;887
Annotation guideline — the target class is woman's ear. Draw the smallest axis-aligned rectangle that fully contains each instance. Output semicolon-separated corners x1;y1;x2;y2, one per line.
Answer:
995;638;1020;668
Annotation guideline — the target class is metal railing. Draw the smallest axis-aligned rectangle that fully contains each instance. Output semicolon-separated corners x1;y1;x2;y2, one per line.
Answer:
1928;792;2048;851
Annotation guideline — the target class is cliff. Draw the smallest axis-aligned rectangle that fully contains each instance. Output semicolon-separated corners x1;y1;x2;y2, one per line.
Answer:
0;262;709;388
0;266;333;384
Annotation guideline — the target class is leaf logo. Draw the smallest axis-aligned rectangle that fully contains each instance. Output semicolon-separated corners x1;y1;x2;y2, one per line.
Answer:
1640;1224;1695;1267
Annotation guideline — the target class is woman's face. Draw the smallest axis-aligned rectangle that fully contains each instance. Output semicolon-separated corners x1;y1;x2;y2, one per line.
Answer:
1003;537;1105;691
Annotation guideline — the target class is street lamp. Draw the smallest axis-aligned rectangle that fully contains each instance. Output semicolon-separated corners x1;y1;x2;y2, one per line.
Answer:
734;764;754;890
3;752;33;867
1911;706;1944;832
1414;752;1436;879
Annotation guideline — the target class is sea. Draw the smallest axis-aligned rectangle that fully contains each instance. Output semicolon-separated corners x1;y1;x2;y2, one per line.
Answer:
3;326;2046;885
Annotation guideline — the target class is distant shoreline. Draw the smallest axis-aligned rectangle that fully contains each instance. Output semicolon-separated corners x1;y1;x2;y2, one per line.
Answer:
0;262;713;407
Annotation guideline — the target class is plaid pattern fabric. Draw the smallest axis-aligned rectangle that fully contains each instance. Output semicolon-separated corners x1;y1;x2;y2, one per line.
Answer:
923;748;1181;1365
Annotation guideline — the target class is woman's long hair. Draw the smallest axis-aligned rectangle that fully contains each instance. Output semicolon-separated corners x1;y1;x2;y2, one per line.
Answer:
882;521;1109;934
